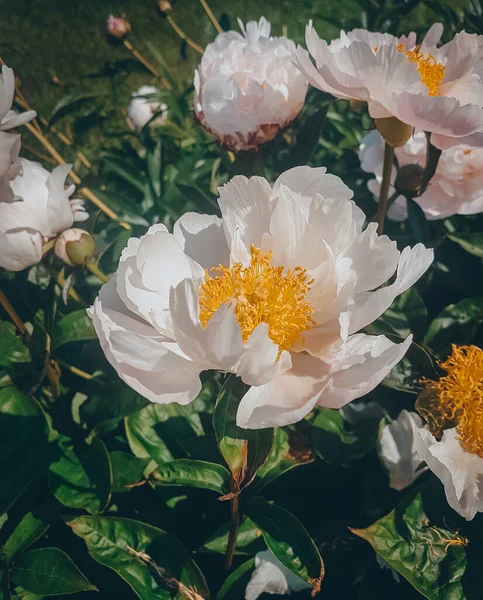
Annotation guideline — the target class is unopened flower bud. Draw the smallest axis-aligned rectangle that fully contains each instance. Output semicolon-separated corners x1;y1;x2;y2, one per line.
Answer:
375;117;414;148
55;229;95;267
395;164;425;196
157;0;173;14
106;15;131;39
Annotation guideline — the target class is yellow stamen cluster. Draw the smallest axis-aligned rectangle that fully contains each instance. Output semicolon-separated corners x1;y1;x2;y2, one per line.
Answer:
422;345;483;457
397;44;446;96
197;245;315;355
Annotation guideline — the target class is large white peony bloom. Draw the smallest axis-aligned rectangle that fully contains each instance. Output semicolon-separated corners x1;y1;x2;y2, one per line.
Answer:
194;17;308;151
89;166;433;429
378;410;427;491
296;23;483;149
0;159;89;271
127;86;168;132
0;66;37;131
245;550;311;599
360;129;483;220
413;345;483;520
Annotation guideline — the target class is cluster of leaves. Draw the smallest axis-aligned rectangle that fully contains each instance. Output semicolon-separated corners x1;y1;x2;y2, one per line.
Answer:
0;1;482;599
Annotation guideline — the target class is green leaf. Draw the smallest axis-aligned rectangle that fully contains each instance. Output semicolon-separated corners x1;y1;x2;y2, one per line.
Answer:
198;518;263;556
51;310;96;349
246;497;324;594
125;402;204;465
69;515;210;600
370;288;428;341
0;386;56;516
110;451;150;493
351;492;468;599
10;548;96;596
254;428;313;492
312;407;380;465
2;505;55;559
80;382;149;431
213;378;274;496
424;298;483;355
381;340;437;393
448;233;483;259
284;104;329;169
49;93;98;126
0;323;30;368
49;436;112;514
216;558;255;600
152;459;230;495
407;197;429;243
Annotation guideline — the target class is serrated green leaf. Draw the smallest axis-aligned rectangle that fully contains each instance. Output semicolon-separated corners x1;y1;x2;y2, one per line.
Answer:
51;310;96;349
152;459;230;495
246;497;324;594
49;436;112;514
10;548;96;596
69;515;209;600
351;492;468;599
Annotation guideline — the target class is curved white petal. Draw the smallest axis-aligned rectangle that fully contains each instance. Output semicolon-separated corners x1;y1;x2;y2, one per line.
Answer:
173;211;229;270
414;428;483;520
0;229;43;271
245;550;310;600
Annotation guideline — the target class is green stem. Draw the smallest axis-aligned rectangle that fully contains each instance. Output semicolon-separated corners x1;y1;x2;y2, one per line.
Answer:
225;479;240;570
419;132;442;195
375;142;395;234
86;262;110;284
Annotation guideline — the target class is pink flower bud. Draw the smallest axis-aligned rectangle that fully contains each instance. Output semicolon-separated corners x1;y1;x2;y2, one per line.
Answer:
106;15;131;39
55;228;95;267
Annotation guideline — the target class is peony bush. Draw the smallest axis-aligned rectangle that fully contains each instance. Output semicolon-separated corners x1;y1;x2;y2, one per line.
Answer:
0;3;482;600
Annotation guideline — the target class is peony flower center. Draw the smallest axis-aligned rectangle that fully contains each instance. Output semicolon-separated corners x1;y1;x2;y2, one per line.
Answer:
397;44;445;96
421;345;483;457
197;244;315;355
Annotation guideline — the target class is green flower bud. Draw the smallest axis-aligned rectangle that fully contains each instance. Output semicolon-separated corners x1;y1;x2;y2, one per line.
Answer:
55;229;95;267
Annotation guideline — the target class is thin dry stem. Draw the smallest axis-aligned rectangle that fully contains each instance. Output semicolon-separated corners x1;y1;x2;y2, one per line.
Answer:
166;15;204;54
199;0;222;32
0;290;27;335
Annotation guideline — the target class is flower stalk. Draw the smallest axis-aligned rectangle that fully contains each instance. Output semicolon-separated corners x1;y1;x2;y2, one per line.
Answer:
199;0;223;33
375;142;395;233
0;290;27;336
166;14;204;54
225;479;240;570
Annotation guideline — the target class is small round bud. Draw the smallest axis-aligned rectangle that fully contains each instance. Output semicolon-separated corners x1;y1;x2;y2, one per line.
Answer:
106;15;131;39
395;164;425;196
55;229;95;267
375;117;414;148
349;99;366;112
157;0;173;14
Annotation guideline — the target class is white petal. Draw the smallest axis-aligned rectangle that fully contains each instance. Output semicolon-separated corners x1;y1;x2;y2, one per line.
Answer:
0;229;43;271
349;244;433;334
378;410;427;491
320;334;412;409
173;212;229;270
237;352;330;429
245;550;310;600
273;165;353;202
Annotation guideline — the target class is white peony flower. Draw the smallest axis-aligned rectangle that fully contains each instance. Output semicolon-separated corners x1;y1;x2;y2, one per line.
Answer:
360;129;483;220
245;550;311;600
89;166;433;429
127;86;168;131
0;159;88;271
378;410;427;491
296;23;483;149
0;66;37;131
194;17;308;151
413;345;483;520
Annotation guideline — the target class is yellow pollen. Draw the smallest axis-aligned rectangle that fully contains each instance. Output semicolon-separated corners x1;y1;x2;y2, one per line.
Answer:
421;345;483;457
397;43;445;96
197;245;315;355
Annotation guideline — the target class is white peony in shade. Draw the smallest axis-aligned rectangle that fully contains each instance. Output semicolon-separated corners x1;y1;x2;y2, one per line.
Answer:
0;159;89;271
359;129;483;220
194;17;308;151
378;410;427;491
127;86;168;132
0;66;37;131
89;166;433;430
296;23;483;149
245;550;311;599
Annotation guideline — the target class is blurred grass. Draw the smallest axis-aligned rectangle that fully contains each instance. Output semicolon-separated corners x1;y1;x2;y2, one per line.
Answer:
0;0;472;119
